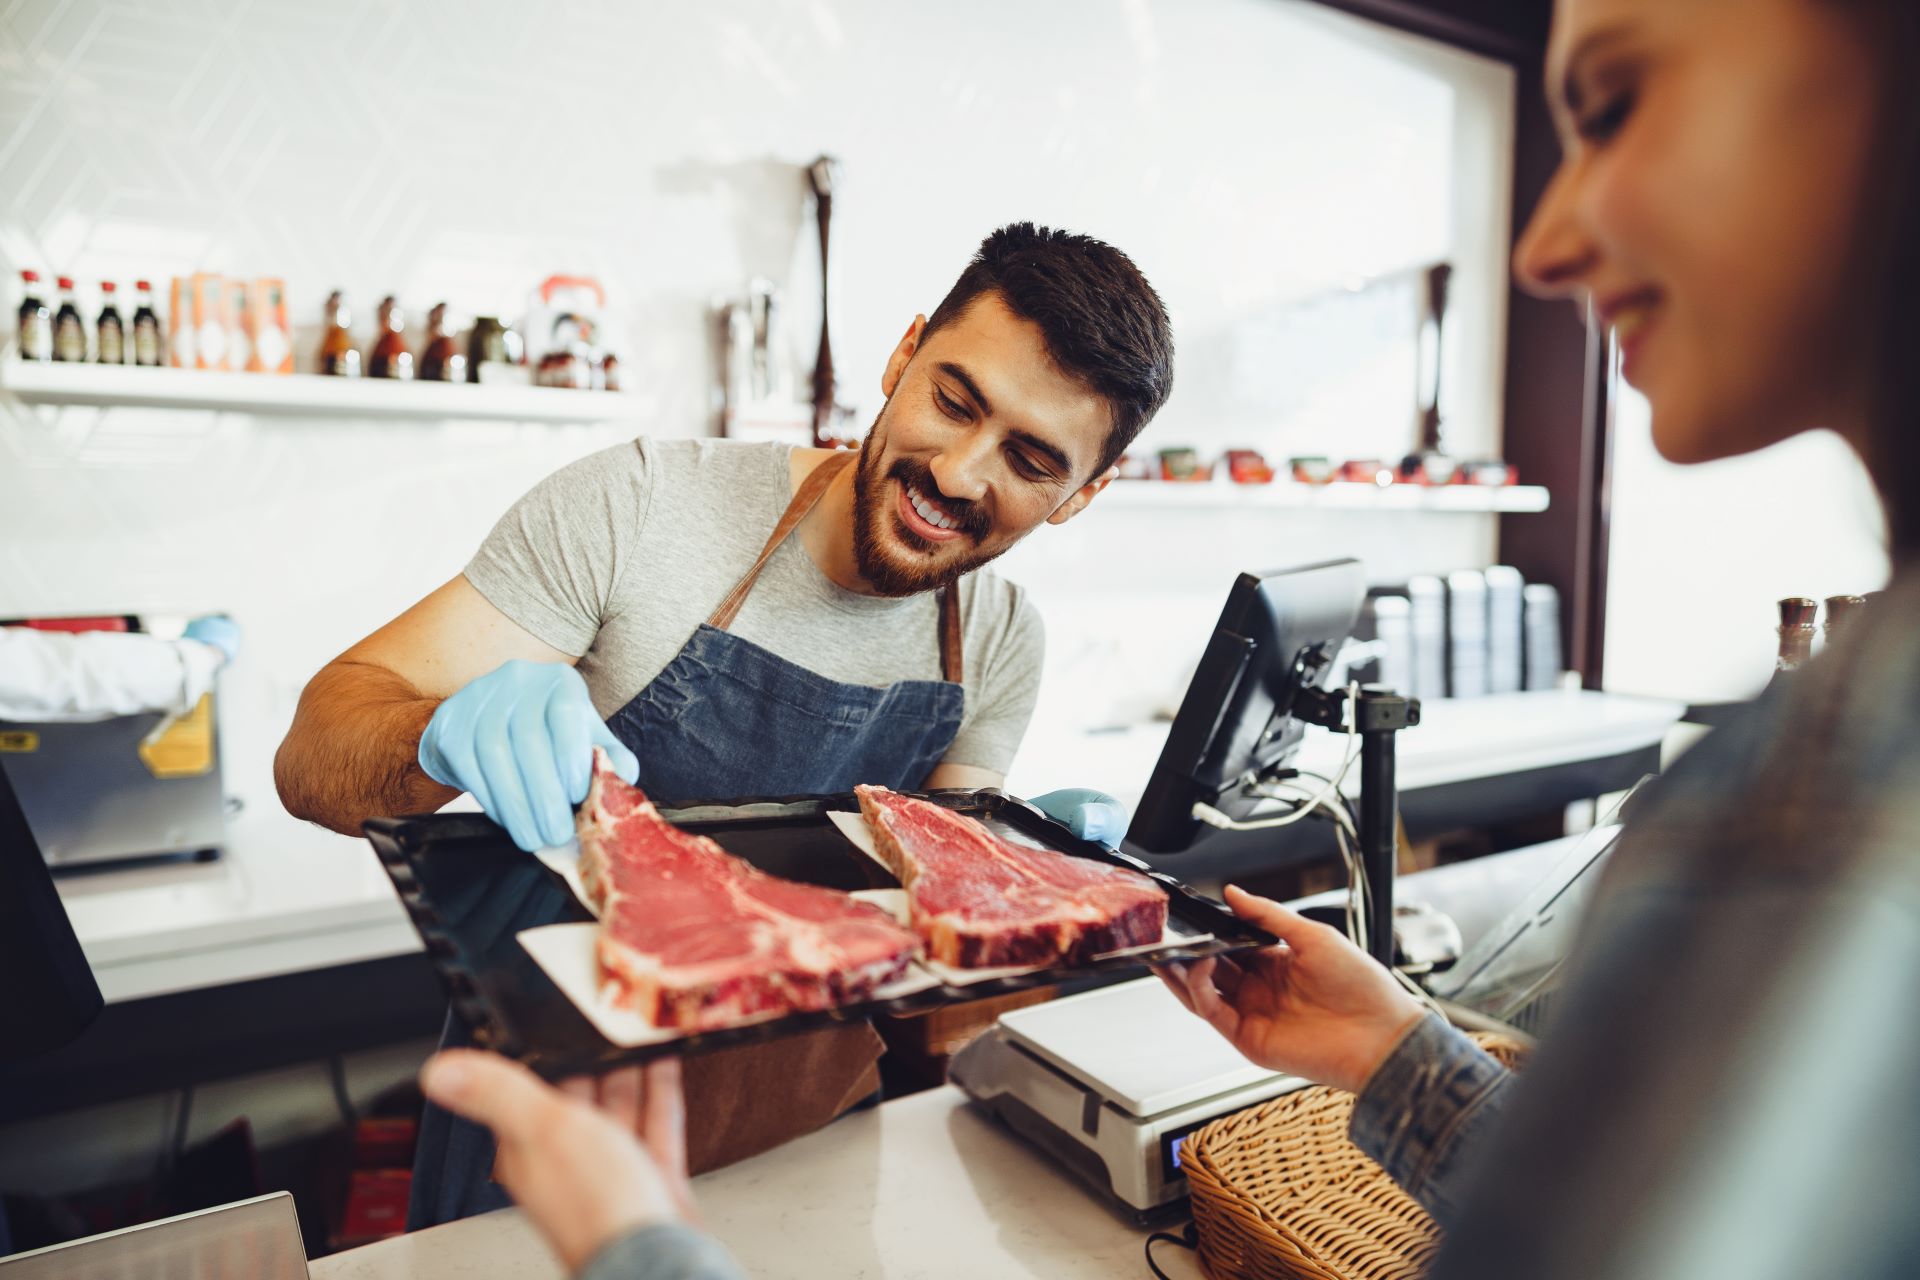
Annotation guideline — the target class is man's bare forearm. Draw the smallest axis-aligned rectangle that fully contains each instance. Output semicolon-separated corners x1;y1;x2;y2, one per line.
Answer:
275;659;460;835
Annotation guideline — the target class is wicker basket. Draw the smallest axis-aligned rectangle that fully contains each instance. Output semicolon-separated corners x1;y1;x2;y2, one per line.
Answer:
1181;1032;1528;1280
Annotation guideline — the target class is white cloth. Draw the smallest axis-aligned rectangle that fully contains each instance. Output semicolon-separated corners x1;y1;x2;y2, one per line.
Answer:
0;628;224;723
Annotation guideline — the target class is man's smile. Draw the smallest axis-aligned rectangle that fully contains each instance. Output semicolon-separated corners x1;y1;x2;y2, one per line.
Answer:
895;479;968;544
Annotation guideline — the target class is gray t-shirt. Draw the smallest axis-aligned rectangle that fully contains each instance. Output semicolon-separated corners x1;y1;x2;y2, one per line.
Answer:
464;437;1044;774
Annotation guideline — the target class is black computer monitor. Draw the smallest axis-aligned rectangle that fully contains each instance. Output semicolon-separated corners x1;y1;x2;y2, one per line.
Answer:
0;760;103;1061
1128;559;1367;854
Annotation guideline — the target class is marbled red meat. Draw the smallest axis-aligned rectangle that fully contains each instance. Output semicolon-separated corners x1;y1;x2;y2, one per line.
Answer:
854;785;1168;968
576;750;918;1029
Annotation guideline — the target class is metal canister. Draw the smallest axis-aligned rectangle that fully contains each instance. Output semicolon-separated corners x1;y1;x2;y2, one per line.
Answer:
466;317;522;383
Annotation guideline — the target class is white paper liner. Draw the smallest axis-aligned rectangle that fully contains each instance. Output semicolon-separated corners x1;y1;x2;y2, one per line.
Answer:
516;921;943;1049
534;838;591;913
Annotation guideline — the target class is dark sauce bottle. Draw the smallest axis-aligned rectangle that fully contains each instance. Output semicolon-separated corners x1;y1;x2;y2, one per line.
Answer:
368;295;412;380
52;276;85;362
418;302;464;381
319;290;360;377
96;281;125;364
131;280;162;366
16;270;51;361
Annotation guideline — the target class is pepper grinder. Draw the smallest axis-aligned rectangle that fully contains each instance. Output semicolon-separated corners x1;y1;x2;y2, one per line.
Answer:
807;154;843;448
1401;261;1459;484
1774;597;1818;673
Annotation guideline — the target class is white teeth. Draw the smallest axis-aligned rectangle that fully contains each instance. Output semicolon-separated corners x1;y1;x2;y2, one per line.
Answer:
1610;300;1657;341
908;485;956;532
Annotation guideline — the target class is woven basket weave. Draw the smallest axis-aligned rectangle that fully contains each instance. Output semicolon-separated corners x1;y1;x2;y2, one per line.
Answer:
1182;1032;1528;1280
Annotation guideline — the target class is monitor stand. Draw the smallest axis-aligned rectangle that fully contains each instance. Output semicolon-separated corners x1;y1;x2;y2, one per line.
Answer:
1284;684;1420;967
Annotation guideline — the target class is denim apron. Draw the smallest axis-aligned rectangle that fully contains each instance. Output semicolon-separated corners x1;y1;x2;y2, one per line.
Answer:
409;450;966;1229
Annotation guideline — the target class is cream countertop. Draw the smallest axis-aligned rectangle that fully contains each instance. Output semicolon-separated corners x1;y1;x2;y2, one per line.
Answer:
312;1084;1206;1280
54;801;419;1004
1009;686;1686;812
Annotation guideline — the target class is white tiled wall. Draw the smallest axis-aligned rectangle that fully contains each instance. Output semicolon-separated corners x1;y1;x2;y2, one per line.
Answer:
0;0;1516;780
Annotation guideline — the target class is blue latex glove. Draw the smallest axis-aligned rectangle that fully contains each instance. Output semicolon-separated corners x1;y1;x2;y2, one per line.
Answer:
1029;787;1130;848
418;660;640;853
183;614;242;664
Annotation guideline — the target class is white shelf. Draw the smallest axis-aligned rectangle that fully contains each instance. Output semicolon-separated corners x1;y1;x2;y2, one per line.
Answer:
0;359;649;424
1097;478;1549;513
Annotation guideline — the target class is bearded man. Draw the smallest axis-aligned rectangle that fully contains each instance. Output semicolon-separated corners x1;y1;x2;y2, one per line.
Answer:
274;221;1175;1228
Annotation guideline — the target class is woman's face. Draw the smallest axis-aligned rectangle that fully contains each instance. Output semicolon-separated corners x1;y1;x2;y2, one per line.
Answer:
1515;0;1881;463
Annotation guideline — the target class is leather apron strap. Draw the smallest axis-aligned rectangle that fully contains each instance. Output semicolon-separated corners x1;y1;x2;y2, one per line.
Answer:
706;449;964;685
939;577;963;686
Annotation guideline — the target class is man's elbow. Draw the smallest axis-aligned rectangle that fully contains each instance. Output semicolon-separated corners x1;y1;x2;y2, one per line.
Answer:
273;705;359;835
273;728;328;829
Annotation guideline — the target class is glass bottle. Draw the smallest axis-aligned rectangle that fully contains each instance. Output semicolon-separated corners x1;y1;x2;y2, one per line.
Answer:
16;270;51;361
96;282;125;365
465;317;523;384
368;295;412;380
418;302;464;382
319;290;360;377
466;316;501;383
1774;597;1818;674
52;276;85;362
1823;595;1866;649
131;280;162;366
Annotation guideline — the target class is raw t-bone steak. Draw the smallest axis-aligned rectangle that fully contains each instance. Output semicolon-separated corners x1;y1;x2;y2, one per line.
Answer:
854;785;1168;968
576;750;918;1030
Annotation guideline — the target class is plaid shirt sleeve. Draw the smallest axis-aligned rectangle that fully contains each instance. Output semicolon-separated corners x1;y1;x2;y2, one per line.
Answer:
577;1225;746;1280
1348;1013;1517;1227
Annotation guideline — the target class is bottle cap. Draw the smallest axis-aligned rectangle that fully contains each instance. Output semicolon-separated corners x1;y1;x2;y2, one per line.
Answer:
1824;595;1867;635
136;279;152;290
56;275;75;289
1776;597;1818;628
100;280;116;293
21;269;39;283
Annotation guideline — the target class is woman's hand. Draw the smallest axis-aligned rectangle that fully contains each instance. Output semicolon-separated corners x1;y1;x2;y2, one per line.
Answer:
421;1050;694;1272
1157;885;1427;1095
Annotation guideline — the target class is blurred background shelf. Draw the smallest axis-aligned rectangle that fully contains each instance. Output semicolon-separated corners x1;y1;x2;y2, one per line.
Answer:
1098;479;1549;513
0;360;649;424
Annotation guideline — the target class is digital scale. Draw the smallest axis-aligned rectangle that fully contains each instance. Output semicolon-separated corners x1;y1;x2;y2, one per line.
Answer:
953;561;1415;1222
949;976;1307;1222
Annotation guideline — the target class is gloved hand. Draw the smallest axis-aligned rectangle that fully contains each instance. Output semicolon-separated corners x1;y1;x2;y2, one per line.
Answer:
183;614;242;664
1029;787;1130;847
419;660;640;852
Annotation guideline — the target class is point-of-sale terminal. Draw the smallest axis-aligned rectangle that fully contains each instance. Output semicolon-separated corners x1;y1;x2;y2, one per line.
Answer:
954;559;1425;1221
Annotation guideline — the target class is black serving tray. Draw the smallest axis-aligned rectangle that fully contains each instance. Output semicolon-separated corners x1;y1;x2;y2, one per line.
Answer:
363;789;1274;1078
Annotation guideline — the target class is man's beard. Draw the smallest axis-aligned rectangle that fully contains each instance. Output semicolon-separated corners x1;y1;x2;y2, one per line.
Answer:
850;417;1006;597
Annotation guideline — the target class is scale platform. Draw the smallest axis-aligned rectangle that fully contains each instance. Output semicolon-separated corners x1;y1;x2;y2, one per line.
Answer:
950;976;1306;1221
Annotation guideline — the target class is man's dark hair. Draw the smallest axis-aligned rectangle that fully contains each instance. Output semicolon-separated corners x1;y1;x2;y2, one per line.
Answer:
922;223;1174;478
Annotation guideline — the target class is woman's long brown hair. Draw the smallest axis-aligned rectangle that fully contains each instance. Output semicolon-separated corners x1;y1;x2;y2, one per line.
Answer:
1853;3;1920;559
